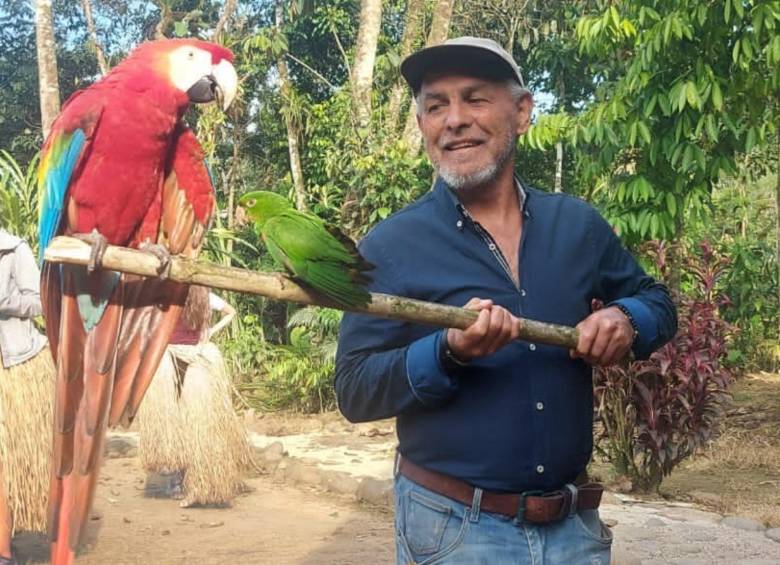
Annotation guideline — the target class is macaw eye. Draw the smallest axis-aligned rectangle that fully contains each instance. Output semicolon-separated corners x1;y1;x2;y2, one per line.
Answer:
247;199;256;207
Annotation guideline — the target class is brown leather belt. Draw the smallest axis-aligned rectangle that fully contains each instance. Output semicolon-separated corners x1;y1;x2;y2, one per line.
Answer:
397;457;603;524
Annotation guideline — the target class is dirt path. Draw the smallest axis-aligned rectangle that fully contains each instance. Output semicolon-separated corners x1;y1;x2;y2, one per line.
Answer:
14;458;394;565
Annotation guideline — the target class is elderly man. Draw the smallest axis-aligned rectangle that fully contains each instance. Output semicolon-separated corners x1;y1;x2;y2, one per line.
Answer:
335;37;677;564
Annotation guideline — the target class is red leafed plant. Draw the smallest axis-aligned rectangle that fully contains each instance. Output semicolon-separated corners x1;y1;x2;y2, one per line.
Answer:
593;241;734;492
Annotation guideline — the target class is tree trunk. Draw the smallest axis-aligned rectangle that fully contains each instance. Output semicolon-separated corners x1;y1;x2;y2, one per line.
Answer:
276;2;307;211
386;0;425;132
352;0;382;131
554;142;564;193
35;0;61;138
154;2;172;39
776;130;780;337
554;74;565;193
79;0;108;75
402;0;456;153
214;0;238;42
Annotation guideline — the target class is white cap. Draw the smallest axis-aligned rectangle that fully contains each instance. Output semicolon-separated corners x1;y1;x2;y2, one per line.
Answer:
401;36;529;95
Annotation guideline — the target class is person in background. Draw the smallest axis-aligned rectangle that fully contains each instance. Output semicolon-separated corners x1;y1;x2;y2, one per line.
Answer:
139;286;251;508
0;227;55;565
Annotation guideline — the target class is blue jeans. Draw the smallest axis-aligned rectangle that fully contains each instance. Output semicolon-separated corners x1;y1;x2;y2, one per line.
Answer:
394;474;612;565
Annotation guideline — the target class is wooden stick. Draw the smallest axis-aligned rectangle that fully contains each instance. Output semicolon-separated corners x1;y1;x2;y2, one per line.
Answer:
44;236;579;349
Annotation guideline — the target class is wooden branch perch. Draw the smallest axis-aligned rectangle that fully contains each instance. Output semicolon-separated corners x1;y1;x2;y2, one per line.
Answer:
44;236;579;350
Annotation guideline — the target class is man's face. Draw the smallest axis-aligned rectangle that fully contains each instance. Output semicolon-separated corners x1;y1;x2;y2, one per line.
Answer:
416;73;533;190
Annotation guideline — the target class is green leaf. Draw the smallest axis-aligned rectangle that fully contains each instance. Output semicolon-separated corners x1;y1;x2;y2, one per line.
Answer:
732;39;741;63
610;6;621;29
686;82;702;109
644;94;658;117
706;114;718;141
638;121;652;144
733;0;744;19
174;21;188;37
678;82;689;111
666;193;677;216
745;127;757;151
711;82;723;110
742;37;753;61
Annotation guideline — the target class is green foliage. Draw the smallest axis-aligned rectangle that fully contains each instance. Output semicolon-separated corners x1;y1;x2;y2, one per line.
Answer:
0;150;39;250
303;91;432;235
2;0;779;415
594;242;734;492
682;168;779;371
572;0;780;245
236;306;342;413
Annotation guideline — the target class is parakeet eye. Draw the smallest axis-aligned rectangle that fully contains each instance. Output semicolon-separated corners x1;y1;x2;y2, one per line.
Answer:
247;199;256;207
187;50;195;59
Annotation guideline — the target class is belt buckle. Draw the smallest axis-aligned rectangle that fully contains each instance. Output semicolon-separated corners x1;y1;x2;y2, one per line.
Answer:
515;490;544;523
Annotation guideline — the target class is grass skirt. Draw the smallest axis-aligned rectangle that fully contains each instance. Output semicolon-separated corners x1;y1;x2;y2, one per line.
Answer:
138;342;251;505
0;349;55;533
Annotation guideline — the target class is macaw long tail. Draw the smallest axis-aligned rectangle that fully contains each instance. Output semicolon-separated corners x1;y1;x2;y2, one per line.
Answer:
48;266;119;565
49;476;75;565
45;267;189;564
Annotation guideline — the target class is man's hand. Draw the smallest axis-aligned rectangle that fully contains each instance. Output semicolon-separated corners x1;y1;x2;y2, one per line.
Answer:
571;306;635;366
447;298;522;361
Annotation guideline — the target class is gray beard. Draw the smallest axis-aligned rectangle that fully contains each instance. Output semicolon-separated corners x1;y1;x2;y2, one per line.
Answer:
437;132;517;191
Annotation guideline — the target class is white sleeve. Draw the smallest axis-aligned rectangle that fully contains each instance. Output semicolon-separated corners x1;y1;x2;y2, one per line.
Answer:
208;292;226;312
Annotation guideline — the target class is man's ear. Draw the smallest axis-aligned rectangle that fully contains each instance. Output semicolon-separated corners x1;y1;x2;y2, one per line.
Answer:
516;94;534;136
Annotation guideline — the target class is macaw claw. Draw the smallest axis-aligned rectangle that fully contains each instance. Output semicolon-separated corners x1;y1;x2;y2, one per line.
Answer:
140;241;173;279
73;229;109;272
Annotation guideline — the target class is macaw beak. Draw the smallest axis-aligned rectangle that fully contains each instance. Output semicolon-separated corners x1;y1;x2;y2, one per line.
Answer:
186;60;238;111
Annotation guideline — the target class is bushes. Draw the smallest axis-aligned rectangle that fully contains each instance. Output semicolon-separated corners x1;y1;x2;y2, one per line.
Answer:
234;306;341;413
594;241;734;492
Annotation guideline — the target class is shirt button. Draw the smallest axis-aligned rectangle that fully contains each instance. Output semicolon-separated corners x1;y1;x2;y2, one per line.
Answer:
488;243;496;251
529;344;536;351
536;465;545;474
536;402;544;411
521;289;527;297
456;220;463;228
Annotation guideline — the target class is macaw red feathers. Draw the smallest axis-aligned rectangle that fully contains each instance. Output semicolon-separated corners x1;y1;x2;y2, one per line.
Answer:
131;38;235;65
38;38;228;565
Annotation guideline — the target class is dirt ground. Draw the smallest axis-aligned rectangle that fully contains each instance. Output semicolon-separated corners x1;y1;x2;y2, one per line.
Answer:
590;371;780;527
13;457;394;565
12;373;779;563
659;371;780;526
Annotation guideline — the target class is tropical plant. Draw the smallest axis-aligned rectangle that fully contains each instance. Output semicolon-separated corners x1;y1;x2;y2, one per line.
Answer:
237;306;342;413
0;150;39;249
594;241;735;492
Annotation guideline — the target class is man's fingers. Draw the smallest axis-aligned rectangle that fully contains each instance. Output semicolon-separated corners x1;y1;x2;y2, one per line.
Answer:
464;298;492;311
484;308;518;354
465;308;491;340
574;321;596;360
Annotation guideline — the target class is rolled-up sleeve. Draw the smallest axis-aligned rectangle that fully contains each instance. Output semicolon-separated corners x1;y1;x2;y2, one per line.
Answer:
592;211;678;359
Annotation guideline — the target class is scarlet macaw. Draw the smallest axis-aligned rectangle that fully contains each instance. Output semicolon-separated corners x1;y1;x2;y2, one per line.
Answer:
37;39;237;565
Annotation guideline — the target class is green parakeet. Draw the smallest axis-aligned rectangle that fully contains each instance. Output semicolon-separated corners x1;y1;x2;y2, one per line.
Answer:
238;190;373;307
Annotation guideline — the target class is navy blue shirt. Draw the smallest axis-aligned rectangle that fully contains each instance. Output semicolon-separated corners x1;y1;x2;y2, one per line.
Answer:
335;178;677;493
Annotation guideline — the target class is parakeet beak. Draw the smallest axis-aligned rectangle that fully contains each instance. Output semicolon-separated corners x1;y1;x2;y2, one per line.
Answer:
186;60;238;111
234;206;248;227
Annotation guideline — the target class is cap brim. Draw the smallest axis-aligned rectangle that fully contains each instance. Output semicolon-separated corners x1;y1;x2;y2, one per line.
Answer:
401;44;521;94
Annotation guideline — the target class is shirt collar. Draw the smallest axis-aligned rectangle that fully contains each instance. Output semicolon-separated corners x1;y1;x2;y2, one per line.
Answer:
433;175;529;229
